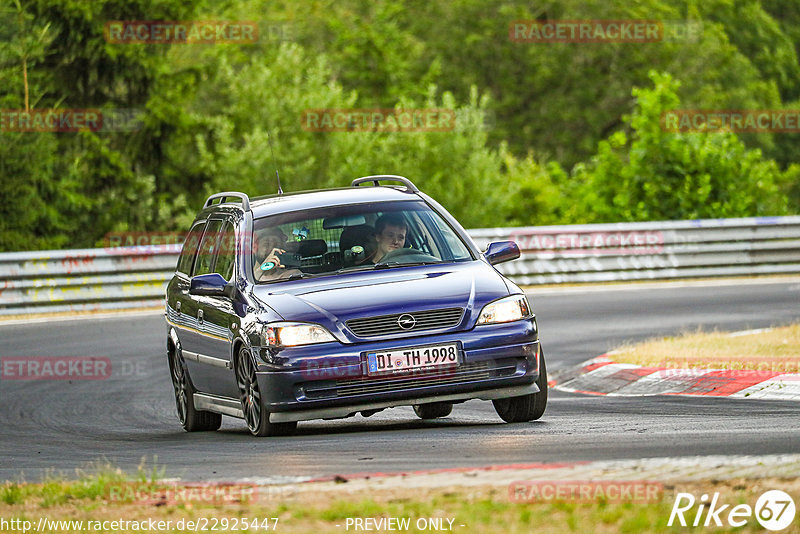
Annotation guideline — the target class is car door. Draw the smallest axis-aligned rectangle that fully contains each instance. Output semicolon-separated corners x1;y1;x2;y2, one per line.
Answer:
195;218;240;398
180;218;225;393
167;219;206;362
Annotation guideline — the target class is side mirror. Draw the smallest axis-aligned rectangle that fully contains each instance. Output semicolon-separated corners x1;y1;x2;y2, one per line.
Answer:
484;241;520;265
189;273;230;297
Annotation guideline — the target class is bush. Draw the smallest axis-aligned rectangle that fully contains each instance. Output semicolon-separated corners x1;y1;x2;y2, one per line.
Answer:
569;71;789;223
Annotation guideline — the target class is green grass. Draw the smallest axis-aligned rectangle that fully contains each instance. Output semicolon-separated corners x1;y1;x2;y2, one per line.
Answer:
2;466;799;533
0;459;161;508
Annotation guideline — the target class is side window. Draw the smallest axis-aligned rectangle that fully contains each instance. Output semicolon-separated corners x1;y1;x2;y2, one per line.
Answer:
192;220;223;276
213;221;236;280
176;222;206;275
427;212;472;261
407;212;440;258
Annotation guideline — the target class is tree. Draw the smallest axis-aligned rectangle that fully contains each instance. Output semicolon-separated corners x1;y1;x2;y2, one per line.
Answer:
186;43;509;228
570;71;788;223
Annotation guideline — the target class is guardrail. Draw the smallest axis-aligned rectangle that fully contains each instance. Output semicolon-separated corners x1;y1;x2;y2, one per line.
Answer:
471;215;800;285
0;246;178;316
1;216;799;315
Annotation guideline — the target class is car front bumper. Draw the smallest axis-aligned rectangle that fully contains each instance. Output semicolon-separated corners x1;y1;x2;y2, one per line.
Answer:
253;318;541;422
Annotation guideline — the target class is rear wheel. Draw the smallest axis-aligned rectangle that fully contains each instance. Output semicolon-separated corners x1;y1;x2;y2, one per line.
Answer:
413;402;453;419
493;348;548;423
235;345;297;437
169;344;221;432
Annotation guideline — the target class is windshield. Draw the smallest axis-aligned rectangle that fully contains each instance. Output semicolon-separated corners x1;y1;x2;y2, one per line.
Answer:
251;200;474;283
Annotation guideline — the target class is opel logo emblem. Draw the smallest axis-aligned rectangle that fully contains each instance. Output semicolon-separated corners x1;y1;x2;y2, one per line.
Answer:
397;314;416;330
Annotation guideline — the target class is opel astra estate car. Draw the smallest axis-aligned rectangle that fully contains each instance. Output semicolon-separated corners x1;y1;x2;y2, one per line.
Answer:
165;175;546;436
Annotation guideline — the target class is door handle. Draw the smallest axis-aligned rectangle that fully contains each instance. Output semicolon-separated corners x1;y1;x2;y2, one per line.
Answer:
197;309;204;324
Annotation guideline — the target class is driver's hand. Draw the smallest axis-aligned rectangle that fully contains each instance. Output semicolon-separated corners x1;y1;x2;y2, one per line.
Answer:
262;248;285;269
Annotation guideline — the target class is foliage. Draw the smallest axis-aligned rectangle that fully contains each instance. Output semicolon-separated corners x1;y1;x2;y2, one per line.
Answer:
0;0;798;251
569;71;788;222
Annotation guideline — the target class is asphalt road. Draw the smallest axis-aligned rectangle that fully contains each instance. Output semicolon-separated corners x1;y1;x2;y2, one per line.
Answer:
1;279;798;482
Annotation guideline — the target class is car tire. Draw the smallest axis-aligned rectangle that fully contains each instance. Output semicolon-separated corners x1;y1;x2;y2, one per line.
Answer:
169;344;222;432
492;347;548;423
413;402;453;419
235;345;297;437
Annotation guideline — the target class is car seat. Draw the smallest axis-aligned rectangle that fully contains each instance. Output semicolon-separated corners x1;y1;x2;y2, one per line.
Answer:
339;225;376;266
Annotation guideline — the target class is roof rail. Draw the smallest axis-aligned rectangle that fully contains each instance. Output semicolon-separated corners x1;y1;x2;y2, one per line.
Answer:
351;175;420;193
204;192;251;211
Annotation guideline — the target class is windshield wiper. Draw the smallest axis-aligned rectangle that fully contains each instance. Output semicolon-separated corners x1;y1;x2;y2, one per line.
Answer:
335;261;442;275
334;265;377;274
373;261;442;269
286;272;320;280
261;272;318;284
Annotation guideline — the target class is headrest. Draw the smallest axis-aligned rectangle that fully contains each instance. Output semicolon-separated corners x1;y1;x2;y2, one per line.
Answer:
298;239;327;257
339;225;375;252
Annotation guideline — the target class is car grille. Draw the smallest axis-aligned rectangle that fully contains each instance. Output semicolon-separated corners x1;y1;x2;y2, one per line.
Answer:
301;358;522;399
346;308;464;337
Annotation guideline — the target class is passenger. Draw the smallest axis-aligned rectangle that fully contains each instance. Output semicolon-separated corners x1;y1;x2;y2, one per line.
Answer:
253;227;300;281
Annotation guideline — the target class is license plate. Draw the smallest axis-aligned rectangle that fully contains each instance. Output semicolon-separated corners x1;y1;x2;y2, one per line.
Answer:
366;343;459;376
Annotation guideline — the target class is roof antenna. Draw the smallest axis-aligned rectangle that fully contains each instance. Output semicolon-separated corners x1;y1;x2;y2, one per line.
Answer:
266;128;283;195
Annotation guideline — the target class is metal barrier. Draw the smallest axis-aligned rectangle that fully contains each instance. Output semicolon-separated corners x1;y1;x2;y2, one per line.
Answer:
1;216;799;315
0;246;178;315
471;216;800;285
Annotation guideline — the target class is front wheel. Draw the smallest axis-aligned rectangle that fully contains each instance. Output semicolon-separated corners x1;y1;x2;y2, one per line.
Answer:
235;345;297;437
493;348;548;423
169;344;221;432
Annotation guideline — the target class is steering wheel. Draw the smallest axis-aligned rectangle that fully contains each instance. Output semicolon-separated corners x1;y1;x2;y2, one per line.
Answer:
379;247;439;263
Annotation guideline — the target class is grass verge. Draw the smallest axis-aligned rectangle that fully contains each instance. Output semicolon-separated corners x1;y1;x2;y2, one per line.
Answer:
1;471;799;533
609;323;800;373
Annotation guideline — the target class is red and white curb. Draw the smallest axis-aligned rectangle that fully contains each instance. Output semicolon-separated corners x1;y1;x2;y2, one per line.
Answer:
550;355;800;400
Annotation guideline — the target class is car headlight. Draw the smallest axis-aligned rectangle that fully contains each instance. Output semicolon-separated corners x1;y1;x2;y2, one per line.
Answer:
476;294;532;325
263;322;336;347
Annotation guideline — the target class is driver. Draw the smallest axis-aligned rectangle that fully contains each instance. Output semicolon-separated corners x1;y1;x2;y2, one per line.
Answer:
368;214;408;263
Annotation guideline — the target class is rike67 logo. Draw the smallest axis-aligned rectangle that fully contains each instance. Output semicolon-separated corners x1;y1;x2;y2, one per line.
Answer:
669;490;796;531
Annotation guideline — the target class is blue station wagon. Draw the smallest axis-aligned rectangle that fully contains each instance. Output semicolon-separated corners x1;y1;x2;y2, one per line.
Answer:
165;176;546;436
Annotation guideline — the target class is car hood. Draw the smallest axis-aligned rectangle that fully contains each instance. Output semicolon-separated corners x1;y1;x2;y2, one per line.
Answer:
251;261;510;338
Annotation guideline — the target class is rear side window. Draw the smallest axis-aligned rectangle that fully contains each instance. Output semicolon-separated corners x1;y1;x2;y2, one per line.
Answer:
176;222;206;275
192;220;223;276
213;221;236;280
